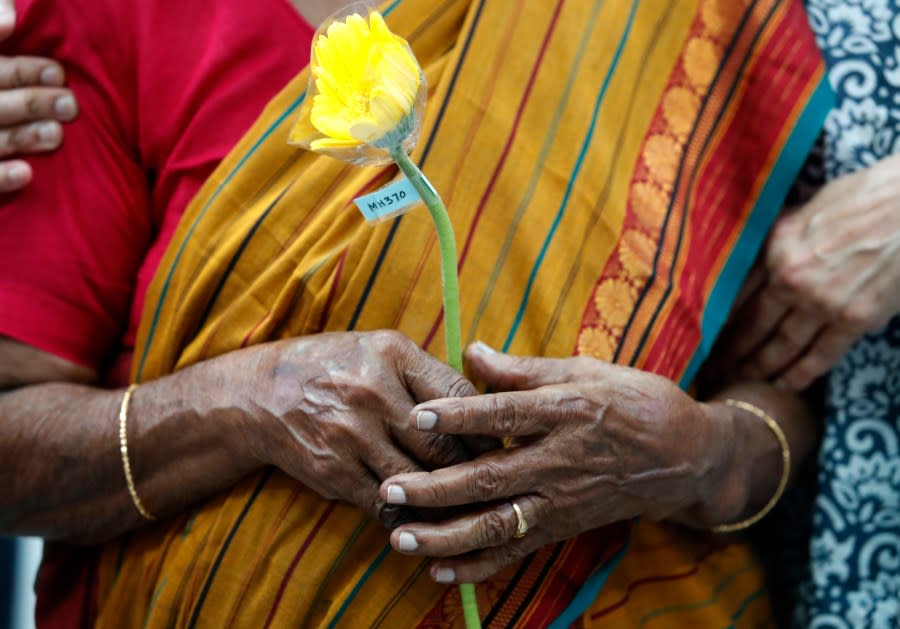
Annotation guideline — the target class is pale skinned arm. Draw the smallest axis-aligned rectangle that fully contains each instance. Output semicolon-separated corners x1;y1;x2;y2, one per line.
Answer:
0;330;483;544
716;153;900;390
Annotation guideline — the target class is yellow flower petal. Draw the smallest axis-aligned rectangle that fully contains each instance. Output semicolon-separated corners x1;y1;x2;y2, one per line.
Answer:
295;10;423;154
368;11;392;40
311;136;367;150
315;68;352;108
287;115;320;146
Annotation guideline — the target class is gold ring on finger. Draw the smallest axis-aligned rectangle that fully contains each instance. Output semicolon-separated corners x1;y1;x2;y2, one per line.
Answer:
511;501;528;539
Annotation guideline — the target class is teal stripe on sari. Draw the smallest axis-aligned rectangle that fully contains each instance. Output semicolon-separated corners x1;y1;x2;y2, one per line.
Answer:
680;78;835;389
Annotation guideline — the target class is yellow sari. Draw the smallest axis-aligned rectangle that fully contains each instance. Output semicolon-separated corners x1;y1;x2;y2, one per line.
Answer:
91;0;831;626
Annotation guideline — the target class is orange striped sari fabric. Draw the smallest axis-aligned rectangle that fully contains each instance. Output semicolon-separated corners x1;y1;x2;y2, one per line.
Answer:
89;0;830;626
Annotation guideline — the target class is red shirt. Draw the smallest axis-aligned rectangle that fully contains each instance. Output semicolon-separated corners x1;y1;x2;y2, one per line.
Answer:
0;1;313;625
0;0;313;385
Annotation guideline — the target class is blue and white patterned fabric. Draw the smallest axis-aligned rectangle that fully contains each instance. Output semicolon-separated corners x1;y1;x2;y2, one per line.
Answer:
795;2;900;627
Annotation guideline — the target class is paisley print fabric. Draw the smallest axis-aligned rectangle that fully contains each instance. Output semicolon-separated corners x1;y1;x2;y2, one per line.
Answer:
796;1;900;626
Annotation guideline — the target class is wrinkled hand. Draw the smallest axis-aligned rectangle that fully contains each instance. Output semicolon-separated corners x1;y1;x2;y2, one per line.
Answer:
717;154;900;390
227;331;490;526
377;343;735;583
0;0;79;192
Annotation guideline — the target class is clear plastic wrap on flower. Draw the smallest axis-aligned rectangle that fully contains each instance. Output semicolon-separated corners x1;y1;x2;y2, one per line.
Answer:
288;3;427;166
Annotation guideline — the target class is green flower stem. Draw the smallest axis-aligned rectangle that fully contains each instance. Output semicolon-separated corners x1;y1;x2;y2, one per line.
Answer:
458;583;480;629
390;146;479;629
390;147;463;373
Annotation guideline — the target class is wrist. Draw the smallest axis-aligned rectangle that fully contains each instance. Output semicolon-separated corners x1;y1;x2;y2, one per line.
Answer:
682;400;748;528
201;342;312;473
196;352;271;471
695;398;788;531
140;357;265;482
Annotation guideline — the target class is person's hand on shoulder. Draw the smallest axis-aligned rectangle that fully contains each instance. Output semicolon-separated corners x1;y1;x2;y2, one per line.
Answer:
716;153;900;390
0;0;79;193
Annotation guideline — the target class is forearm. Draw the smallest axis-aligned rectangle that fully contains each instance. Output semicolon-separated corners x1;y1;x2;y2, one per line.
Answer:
0;368;260;543
684;380;818;529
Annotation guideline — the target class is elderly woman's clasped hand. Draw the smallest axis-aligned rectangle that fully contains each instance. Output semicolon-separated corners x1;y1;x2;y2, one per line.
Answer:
215;331;491;527
378;342;745;584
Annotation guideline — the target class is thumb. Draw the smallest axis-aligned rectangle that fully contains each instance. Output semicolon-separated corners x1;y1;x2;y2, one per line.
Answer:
398;344;477;404
0;0;15;41
465;342;575;391
395;344;488;466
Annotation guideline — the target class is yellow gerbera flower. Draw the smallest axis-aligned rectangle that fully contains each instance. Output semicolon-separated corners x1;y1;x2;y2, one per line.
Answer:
286;9;479;627
289;10;424;161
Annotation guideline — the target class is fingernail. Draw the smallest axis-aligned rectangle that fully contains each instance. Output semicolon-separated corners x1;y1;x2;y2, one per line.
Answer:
397;531;418;552
433;567;455;583
40;66;64;86
416;410;438;431
6;163;29;184
54;95;77;121
386;485;407;504
474;341;497;354
37;121;61;144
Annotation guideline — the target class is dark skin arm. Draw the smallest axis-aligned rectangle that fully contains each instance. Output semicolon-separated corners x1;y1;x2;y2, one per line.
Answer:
0;330;480;544
377;342;817;584
0;339;255;544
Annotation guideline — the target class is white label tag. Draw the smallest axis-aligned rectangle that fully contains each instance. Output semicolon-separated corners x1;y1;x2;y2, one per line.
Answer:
354;177;422;223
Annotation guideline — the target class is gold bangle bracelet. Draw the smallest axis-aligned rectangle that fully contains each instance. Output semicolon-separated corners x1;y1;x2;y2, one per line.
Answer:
118;384;157;521
711;399;790;534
